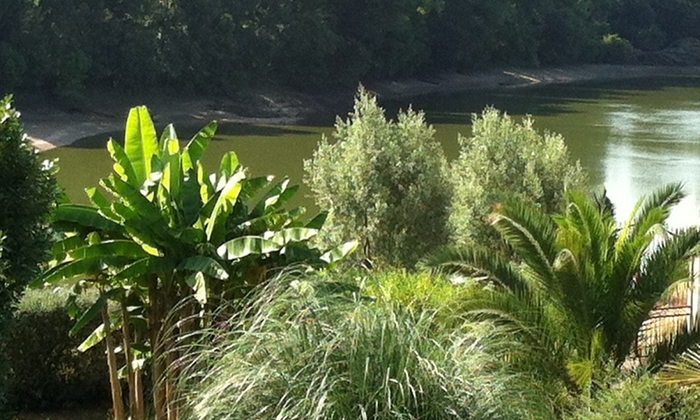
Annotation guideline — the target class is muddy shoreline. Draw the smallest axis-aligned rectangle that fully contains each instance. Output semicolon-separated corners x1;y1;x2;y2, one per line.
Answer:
20;64;700;151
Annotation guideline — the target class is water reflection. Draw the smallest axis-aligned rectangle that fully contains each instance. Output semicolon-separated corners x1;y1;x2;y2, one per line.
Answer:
604;100;700;228
44;76;700;229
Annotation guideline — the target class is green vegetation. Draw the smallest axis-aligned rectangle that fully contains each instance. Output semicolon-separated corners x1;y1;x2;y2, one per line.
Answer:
35;107;354;420
0;95;59;306
5;289;109;411
0;96;59;419
305;87;451;268
178;270;557;420
450;108;586;248
566;373;700;420
3;0;700;95
425;184;700;393
6;89;700;419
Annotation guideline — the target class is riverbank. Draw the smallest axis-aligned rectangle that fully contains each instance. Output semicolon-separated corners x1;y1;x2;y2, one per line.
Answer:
20;64;700;151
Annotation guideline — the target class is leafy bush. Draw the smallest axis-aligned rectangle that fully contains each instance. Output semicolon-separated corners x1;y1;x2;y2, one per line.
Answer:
566;373;700;420
360;269;471;324
0;95;59;304
0;236;9;419
449;107;586;248
305;87;452;268
5;289;109;411
179;270;557;420
0;95;59;418
599;34;636;64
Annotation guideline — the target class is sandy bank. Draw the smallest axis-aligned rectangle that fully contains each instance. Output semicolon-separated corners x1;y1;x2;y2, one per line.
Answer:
21;64;700;151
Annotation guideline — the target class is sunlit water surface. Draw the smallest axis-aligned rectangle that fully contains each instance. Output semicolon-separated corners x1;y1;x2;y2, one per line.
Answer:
44;76;700;229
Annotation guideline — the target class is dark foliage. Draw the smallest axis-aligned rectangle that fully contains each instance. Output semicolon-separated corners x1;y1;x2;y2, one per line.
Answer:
2;0;699;96
5;291;110;411
0;96;59;305
0;95;60;418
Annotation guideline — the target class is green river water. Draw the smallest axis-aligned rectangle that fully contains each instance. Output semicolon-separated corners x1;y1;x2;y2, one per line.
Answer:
43;76;700;228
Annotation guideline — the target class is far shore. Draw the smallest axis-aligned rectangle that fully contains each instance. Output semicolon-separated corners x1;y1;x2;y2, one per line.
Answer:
21;64;700;152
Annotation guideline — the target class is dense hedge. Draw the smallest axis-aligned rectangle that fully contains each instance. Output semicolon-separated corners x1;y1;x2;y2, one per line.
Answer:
2;0;700;96
5;290;110;411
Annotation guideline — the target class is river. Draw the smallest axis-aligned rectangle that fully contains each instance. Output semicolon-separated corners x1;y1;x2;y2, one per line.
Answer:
43;76;700;229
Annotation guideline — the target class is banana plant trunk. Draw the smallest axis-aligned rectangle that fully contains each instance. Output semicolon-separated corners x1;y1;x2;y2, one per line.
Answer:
134;330;146;420
150;283;167;420
102;303;126;420
121;300;145;420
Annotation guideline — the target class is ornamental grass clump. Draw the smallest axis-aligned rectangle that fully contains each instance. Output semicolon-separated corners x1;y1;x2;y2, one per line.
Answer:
177;270;556;420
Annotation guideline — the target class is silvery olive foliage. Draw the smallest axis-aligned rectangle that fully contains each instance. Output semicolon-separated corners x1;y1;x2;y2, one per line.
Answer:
305;87;452;268
450;107;586;247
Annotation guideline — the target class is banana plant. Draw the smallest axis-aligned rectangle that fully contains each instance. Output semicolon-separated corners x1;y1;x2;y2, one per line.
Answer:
34;107;356;420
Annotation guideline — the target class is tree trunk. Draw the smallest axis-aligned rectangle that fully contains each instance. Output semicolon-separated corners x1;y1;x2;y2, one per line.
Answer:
150;284;167;420
133;330;146;420
103;304;126;420
121;300;145;420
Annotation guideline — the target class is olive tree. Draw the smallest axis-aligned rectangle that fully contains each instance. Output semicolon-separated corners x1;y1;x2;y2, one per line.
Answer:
305;87;452;268
450;107;586;247
0;96;59;419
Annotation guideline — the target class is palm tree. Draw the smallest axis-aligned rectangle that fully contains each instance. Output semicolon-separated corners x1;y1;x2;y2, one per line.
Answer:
424;184;700;393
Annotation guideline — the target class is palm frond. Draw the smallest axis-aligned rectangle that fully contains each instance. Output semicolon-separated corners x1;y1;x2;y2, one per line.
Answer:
639;228;700;298
420;245;529;294
497;199;559;260
645;313;700;370
491;213;558;293
629;182;684;241
462;288;577;389
659;345;700;386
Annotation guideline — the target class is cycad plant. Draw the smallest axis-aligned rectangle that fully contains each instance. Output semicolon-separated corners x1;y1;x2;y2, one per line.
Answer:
424;183;700;393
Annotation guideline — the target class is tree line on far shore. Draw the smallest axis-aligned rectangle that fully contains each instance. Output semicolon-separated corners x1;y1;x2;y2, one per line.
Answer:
2;0;700;97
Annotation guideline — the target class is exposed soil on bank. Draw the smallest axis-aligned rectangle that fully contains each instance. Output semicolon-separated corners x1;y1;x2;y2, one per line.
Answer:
19;64;700;151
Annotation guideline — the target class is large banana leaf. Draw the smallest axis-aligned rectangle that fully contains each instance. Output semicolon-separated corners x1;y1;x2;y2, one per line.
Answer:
251;178;294;217
219;151;240;179
85;187;121;223
320;241;359;265
205;171;246;241
54;204;123;232
124;106;158;187
52;235;88;256
107;138;137;185
33;256;132;286
217;236;281;260
305;212;328;230
178;255;229;280
68;240;149;260
70;289;122;336
183;121;217;170
268;228;318;246
161;137;182;201
112;256;177;284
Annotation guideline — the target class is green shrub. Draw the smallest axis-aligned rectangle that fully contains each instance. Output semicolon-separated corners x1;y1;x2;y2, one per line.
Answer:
361;269;471;323
5;289;110;411
305;87;452;268
566;373;700;420
179;270;557;420
449;107;586;248
599;34;636;64
0;95;60;418
0;96;59;303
